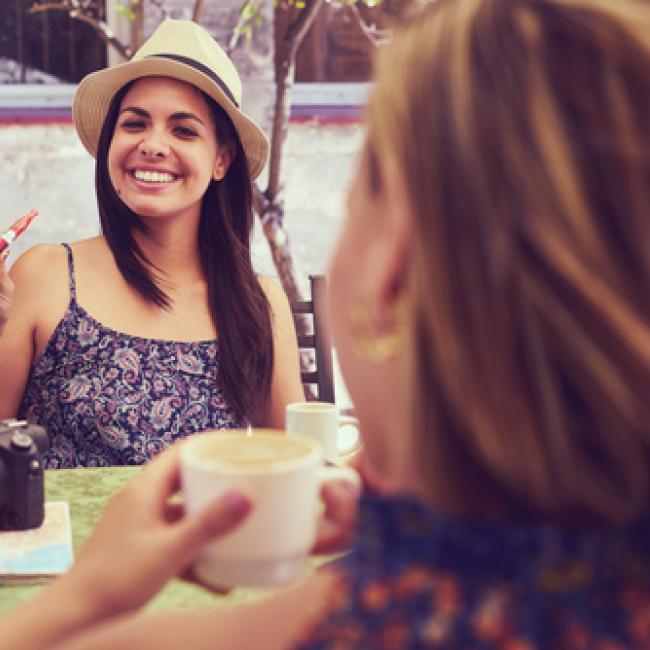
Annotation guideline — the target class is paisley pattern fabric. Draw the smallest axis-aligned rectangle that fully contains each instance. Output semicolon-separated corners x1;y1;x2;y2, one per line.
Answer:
18;244;245;468
296;496;650;649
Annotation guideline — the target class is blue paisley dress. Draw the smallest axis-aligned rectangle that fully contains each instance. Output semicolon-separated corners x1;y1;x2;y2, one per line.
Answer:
296;496;650;649
18;243;245;468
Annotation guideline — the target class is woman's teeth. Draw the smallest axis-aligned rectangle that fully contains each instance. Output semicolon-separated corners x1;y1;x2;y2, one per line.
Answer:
133;170;176;183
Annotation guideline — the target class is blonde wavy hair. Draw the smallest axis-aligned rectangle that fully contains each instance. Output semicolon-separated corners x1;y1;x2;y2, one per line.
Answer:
368;0;650;524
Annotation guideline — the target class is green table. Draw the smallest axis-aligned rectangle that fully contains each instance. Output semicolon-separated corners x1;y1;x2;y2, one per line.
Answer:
0;467;278;615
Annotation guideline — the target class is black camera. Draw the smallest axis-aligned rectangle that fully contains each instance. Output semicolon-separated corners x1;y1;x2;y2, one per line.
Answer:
0;419;49;530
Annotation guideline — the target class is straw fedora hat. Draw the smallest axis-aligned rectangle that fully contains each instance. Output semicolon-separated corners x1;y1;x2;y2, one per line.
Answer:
73;19;269;180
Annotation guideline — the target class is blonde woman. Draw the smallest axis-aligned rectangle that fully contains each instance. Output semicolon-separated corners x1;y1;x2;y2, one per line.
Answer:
4;0;650;647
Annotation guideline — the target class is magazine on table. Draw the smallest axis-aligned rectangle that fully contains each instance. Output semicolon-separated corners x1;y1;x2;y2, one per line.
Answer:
0;501;73;584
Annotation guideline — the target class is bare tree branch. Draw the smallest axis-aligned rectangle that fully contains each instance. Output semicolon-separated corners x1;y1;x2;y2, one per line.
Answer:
267;0;323;202
192;0;207;22
227;1;268;55
348;3;392;47
252;184;269;217
227;4;252;53
248;0;324;321
284;0;323;60
30;1;132;59
130;2;145;51
149;0;170;19
227;15;246;53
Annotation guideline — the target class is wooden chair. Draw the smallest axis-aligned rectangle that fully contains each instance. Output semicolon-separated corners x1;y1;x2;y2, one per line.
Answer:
291;275;335;403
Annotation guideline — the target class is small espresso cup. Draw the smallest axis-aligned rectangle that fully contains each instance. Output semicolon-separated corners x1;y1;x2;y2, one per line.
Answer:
285;401;360;464
181;430;358;588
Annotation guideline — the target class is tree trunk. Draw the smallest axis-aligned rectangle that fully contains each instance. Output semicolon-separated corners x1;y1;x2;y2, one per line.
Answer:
192;0;207;22
131;1;145;51
255;0;324;399
256;0;323;305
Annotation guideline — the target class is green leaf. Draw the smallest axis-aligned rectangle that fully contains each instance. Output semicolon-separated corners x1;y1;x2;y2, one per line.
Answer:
233;0;267;43
295;1;305;7
115;4;136;21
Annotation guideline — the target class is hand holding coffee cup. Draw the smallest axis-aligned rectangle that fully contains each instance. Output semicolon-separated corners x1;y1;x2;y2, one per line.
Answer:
181;430;359;588
285;401;361;464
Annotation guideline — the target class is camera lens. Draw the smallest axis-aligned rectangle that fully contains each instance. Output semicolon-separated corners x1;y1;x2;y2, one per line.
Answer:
10;432;33;451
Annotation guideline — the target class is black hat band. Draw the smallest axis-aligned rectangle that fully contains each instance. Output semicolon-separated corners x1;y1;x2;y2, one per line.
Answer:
147;53;240;108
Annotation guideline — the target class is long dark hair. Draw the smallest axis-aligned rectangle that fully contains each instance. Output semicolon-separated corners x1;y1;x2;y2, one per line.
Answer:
95;79;273;425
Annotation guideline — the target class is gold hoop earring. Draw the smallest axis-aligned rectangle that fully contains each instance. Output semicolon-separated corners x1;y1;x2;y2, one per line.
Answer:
348;301;408;364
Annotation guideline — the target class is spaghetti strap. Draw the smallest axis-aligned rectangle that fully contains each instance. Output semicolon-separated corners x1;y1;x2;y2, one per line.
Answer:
60;243;76;302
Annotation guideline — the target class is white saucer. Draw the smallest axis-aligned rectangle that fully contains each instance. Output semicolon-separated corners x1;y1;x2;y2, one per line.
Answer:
338;424;360;455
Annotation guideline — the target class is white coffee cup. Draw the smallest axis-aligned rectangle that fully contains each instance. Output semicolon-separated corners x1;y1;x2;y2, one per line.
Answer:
285;401;360;464
181;430;359;588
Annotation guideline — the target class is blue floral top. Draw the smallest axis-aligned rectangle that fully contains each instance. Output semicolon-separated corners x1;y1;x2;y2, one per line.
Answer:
18;243;245;468
296;496;650;649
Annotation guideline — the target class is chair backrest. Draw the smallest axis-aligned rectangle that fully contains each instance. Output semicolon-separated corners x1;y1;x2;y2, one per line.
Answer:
291;275;335;403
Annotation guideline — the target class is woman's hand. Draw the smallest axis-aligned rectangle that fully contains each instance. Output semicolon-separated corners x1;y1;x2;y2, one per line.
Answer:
313;477;360;555
312;448;390;555
69;442;251;617
0;251;13;336
0;443;251;650
344;447;390;495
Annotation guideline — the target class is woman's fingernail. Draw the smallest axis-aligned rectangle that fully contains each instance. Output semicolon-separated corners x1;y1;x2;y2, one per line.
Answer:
221;491;250;515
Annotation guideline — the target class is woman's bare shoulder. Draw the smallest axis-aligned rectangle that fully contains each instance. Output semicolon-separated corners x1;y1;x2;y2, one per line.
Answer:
9;243;69;288
70;236;105;252
257;275;291;311
257;274;281;294
5;244;71;341
70;236;115;274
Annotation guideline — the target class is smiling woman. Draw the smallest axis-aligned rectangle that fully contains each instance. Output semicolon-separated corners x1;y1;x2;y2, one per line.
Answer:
0;19;305;467
107;78;228;225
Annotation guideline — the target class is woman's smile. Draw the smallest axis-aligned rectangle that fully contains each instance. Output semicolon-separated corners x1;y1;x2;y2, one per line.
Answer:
131;169;180;184
126;167;184;190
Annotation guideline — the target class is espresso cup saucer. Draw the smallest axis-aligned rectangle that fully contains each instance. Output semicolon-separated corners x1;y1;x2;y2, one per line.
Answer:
338;424;360;457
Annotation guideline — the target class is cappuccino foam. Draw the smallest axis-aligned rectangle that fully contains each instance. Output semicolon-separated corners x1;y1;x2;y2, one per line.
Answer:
196;434;314;471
